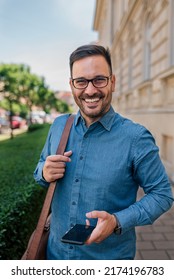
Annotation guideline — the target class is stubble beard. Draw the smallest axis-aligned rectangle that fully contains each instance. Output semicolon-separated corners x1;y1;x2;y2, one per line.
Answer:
73;91;112;121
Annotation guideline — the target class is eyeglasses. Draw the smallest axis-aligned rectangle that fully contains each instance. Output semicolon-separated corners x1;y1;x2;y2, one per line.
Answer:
71;75;112;89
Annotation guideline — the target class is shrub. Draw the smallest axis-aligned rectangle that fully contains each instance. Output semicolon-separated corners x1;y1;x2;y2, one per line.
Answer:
0;185;46;259
28;123;44;132
0;124;50;259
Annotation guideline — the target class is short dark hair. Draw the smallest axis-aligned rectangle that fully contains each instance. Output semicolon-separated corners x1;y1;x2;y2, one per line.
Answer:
69;44;112;77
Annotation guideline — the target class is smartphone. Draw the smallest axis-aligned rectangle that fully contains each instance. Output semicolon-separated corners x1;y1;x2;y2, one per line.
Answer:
61;224;95;245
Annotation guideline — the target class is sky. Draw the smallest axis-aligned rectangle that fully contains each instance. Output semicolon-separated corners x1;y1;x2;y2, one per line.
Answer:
0;0;98;91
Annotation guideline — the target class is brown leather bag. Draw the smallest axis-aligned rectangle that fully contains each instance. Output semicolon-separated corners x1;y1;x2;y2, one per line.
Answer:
21;115;74;260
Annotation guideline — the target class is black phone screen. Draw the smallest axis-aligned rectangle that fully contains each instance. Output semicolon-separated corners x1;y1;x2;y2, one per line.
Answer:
61;224;95;245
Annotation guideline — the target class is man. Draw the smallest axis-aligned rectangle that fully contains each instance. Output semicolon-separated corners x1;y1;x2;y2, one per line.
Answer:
34;44;173;260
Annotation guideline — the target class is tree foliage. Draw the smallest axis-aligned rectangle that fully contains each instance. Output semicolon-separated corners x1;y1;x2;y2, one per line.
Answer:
0;63;70;121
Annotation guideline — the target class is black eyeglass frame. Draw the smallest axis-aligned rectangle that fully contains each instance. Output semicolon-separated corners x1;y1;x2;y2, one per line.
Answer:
71;75;112;89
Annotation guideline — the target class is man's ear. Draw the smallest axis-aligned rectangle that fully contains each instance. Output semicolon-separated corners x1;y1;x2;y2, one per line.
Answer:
111;74;116;92
69;78;73;90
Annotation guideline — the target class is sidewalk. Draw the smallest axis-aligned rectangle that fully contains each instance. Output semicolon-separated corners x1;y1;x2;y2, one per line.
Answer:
135;186;174;260
0;127;27;141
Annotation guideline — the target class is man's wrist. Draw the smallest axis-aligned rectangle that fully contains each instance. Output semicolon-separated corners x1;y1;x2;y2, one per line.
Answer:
42;170;48;182
112;214;122;235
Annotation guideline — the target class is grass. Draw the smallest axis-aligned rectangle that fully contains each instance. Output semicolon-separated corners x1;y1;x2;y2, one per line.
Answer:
0;124;50;259
0;125;50;214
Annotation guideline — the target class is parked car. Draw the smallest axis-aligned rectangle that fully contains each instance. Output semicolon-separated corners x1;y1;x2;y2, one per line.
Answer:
11;116;25;129
0;117;9;133
31;115;44;124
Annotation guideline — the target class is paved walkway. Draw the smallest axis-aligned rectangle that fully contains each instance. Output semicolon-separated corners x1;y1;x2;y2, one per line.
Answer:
135;186;174;260
0;127;27;141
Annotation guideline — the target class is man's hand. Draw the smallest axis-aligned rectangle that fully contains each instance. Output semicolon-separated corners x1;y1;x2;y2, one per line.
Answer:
85;210;117;244
42;150;72;182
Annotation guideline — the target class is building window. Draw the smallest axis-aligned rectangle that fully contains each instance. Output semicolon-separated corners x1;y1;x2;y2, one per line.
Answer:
143;17;151;80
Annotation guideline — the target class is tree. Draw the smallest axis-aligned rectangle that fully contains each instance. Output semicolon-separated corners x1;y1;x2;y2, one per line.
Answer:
19;72;42;123
0;64;28;138
0;63;71;137
35;77;71;115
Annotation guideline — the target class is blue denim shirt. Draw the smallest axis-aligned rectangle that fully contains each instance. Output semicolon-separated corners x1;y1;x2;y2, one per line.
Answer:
34;106;173;260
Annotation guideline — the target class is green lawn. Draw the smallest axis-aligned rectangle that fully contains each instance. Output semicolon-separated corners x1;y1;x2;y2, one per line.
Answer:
0;125;50;213
0;124;50;259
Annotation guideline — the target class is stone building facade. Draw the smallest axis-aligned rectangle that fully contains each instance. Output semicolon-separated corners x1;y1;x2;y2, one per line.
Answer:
94;0;174;182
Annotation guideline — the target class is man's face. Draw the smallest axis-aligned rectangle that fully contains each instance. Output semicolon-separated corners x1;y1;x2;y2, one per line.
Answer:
69;55;115;126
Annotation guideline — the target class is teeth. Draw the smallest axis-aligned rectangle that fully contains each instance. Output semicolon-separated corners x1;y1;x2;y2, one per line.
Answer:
85;98;100;103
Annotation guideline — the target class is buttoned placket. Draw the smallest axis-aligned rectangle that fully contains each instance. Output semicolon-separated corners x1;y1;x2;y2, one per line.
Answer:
64;117;110;258
68;125;90;256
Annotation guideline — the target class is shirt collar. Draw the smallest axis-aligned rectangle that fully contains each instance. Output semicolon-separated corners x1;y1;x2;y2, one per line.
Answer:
74;106;116;131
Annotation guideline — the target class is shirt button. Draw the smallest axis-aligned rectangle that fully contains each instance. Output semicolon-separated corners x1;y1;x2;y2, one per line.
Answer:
80;156;83;160
69;246;73;249
75;179;79;182
84;134;88;138
72;201;76;205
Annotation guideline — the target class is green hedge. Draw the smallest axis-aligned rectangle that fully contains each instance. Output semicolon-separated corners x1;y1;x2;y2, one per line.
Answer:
28;123;45;132
0;124;50;259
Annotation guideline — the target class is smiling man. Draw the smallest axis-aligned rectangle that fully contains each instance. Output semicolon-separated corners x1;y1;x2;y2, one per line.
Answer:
34;44;173;259
69;53;115;127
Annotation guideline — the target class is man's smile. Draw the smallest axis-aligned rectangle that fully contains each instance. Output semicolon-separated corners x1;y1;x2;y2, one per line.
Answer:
84;97;101;103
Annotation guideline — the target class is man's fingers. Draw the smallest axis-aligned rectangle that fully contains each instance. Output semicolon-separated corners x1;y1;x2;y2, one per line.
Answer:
86;219;90;226
50;167;65;174
64;150;72;157
43;150;72;182
86;210;107;219
85;211;116;245
47;154;71;163
85;227;101;244
47;161;66;169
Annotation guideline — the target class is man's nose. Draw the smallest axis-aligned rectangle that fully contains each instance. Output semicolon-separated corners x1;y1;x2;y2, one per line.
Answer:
85;81;97;94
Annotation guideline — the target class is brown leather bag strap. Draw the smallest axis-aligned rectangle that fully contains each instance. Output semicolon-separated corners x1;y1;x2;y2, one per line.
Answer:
26;114;75;259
